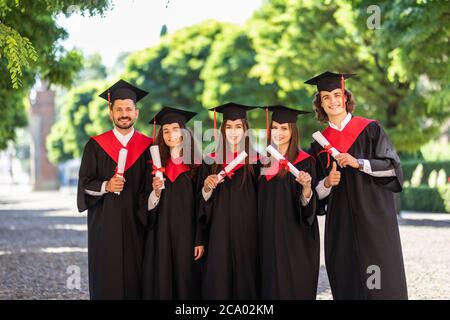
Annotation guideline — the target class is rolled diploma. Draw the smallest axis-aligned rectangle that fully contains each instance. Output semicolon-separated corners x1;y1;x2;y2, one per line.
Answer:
312;131;340;157
217;151;248;182
150;145;165;190
115;148;128;195
266;145;300;178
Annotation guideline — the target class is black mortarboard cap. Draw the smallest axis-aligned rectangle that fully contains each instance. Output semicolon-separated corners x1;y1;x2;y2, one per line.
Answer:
99;79;148;104
304;71;355;92
148;106;197;126
265;105;311;123
209;102;257;121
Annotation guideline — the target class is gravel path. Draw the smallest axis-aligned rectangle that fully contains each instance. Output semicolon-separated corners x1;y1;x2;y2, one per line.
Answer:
1;185;449;300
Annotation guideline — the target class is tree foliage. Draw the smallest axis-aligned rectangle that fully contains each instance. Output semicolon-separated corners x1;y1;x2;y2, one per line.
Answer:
0;0;111;149
46;0;450;162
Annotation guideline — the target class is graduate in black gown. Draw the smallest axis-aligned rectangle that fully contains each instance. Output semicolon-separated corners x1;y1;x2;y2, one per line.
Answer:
258;105;320;300
306;72;407;299
197;102;260;300
142;107;204;299
77;80;153;299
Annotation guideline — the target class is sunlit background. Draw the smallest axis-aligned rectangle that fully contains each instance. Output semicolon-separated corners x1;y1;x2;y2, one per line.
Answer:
0;0;449;300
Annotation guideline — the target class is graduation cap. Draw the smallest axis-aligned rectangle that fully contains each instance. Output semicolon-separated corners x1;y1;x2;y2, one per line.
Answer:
149;106;197;140
305;71;355;116
266;105;310;123
209;102;257;143
262;105;311;140
210;102;257;121
99;79;149;106
304;71;355;92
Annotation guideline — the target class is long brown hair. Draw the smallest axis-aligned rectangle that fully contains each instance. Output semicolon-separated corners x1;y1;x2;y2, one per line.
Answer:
313;89;356;123
154;123;198;179
265;121;300;177
212;119;255;188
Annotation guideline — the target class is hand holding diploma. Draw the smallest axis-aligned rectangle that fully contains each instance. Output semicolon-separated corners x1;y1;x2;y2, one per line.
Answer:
265;145;300;178
203;151;248;193
296;171;312;198
217;151;248;182
335;153;359;169
150;145;165;190
152;176;165;198
112;148;128;195
204;175;220;193
312;131;340;157
106;176;125;193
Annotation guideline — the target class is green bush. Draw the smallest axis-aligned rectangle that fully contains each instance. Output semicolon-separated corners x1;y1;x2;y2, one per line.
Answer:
400;185;450;213
402;160;450;185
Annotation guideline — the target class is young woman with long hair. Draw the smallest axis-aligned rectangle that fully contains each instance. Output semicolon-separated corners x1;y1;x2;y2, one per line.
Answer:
258;105;320;299
197;102;260;300
142;106;204;300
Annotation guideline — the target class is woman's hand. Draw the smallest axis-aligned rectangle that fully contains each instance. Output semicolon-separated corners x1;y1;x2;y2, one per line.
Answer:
194;246;205;260
203;174;219;193
152;176;165;198
296;170;312;198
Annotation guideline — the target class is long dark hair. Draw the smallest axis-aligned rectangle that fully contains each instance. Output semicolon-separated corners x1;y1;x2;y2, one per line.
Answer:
154;123;198;179
265;121;300;178
212;119;255;188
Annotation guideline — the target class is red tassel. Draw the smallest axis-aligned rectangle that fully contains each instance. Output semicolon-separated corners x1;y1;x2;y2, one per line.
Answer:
265;107;269;143
153;118;156;141
213;108;217;144
341;74;345;110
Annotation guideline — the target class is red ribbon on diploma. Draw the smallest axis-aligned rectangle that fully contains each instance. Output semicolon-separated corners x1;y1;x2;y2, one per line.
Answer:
317;145;333;168
223;168;235;179
152;165;166;175
279;159;290;172
114;167;124;178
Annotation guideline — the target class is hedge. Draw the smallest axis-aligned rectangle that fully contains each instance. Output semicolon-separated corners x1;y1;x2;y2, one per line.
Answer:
401;160;450;184
400;185;450;213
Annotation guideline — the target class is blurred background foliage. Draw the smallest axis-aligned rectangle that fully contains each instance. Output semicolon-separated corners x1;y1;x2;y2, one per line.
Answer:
1;0;449;211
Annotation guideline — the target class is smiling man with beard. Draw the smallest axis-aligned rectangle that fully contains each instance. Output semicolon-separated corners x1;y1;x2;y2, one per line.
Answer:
77;79;153;299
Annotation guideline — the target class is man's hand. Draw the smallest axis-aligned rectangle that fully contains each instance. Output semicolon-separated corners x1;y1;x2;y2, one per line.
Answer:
106;175;125;193
152;176;165;198
335;153;359;169
324;161;341;188
203;174;219;193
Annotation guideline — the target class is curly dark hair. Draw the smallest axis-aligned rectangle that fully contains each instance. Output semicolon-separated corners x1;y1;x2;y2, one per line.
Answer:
313;89;356;123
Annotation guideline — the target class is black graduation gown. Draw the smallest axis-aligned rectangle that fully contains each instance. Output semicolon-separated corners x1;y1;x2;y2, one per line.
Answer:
77;132;151;300
197;158;260;300
309;117;407;300
142;159;202;300
258;152;320;300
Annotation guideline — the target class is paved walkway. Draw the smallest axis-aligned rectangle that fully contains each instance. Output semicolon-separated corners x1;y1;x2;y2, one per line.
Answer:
1;185;449;299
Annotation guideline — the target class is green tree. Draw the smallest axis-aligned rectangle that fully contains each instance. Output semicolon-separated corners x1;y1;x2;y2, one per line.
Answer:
123;20;230;132
46;81;108;164
248;0;450;152
75;53;108;82
48;20;249;163
0;0;111;150
201;25;280;128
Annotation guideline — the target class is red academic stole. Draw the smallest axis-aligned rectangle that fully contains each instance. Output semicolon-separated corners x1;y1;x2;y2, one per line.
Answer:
318;116;374;167
209;151;259;179
163;158;191;183
91;130;153;172
264;150;311;181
